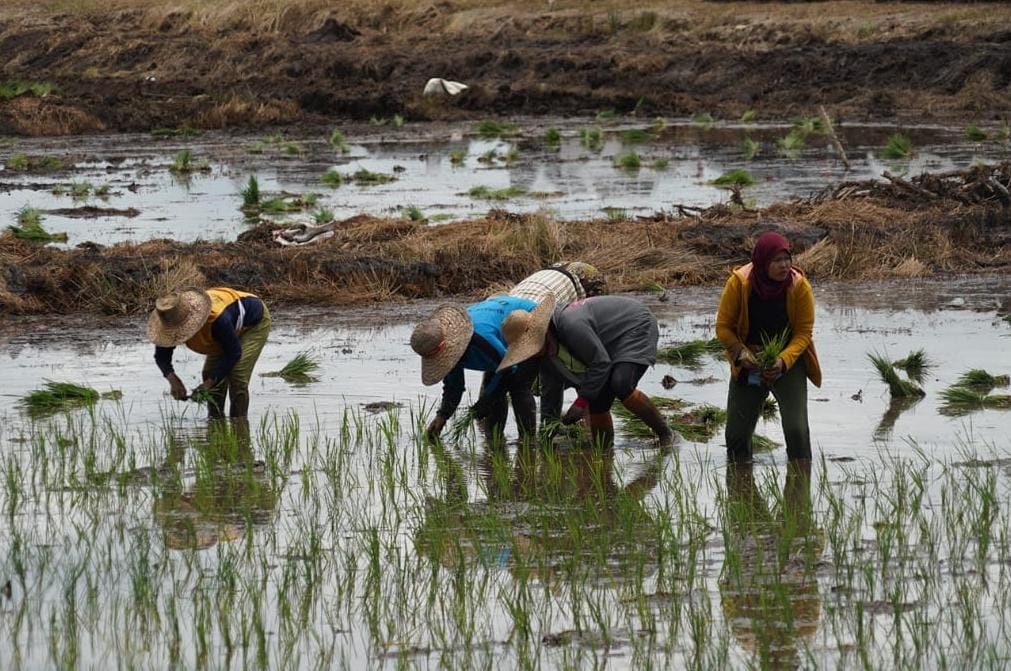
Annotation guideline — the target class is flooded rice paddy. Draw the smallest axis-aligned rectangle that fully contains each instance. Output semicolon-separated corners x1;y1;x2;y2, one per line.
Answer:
1;277;1010;669
2;117;1009;246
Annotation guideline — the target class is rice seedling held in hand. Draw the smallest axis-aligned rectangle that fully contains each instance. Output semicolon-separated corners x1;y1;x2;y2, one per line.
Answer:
893;349;933;381
955;369;1010;390
882;133;913;159
756;329;791;370
262;351;321;384
868;351;925;398
709;170;756;188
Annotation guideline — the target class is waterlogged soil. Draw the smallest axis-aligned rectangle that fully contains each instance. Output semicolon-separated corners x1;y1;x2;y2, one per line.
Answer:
1;279;1010;668
2;118;1009;246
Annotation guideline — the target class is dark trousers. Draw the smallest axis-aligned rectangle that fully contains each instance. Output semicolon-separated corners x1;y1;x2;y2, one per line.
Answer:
480;360;539;438
725;358;811;461
588;363;648;414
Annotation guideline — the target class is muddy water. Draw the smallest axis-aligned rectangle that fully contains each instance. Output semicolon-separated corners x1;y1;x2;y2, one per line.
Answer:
1;278;1010;669
1;118;1007;246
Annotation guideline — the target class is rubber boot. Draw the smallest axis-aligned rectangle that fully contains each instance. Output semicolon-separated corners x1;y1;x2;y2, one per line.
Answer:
587;412;614;449
621;389;675;448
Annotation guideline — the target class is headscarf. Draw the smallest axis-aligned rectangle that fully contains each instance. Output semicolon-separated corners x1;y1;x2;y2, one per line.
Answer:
749;232;793;301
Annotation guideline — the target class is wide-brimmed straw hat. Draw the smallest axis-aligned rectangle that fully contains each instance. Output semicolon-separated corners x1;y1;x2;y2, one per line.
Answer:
496;294;556;372
411;304;473;385
560;261;608;296
147;289;212;347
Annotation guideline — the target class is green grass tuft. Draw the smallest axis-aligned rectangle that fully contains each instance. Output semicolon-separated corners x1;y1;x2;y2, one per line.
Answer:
329;129;350;153
262;351;321;384
751;434;779;452
467;185;527;200
893;349;932;381
21;381;102;416
403;205;424;221
691;112;715;128
602;207;628;222
6;154;64;171
882;133;913;160
0;81;58;100
710;169;756;188
955;369;1010;389
320;170;343;187
614;152;641;169
964;125;987;142
740;138;760;160
449;149;466;165
739;109;757;123
313;208;335;225
651;157;670;170
476;120;517;139
620;129;651;145
351;169;396;185
9;207;67;244
241;176;260;208
580;126;604;151
777;131;806;158
169;149;211;174
544;128;561;146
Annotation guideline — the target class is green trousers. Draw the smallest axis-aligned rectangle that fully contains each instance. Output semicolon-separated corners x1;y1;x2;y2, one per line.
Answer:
725;358;811;461
202;308;272;418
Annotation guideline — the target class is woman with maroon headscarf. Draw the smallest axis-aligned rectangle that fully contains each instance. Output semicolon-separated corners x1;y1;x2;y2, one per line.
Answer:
715;231;822;462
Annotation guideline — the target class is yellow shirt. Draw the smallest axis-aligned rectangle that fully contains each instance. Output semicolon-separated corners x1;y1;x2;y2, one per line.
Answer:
185;287;256;355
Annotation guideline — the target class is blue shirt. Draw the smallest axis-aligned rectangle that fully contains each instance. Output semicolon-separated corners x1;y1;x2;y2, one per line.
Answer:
437;296;536;418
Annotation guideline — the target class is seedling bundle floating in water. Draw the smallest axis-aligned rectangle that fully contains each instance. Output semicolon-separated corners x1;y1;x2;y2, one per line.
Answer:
868;352;925;398
955;369;1009;390
893;349;932;381
20;381;121;417
656;338;723;366
262;351;321;384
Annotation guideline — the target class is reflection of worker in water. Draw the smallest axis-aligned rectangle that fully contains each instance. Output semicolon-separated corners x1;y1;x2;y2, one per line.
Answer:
415;442;670;586
153;418;277;551
148;287;272;418
719;459;822;670
496;295;674;448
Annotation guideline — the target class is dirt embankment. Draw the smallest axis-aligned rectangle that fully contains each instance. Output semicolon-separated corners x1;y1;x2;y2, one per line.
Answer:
2;163;1009;316
1;1;1010;135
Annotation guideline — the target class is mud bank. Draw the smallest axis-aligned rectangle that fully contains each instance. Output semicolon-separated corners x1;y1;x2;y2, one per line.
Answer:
2;1;1011;135
2;164;1009;315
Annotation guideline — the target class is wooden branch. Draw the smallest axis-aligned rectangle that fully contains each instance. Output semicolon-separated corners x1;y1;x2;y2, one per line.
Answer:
882;171;939;200
819;106;850;171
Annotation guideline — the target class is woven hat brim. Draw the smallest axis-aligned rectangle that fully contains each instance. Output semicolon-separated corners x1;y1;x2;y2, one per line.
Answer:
147;290;212;347
496;295;556;372
420;304;473;385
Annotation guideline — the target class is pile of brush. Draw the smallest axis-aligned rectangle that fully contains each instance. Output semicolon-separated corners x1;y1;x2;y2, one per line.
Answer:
821;161;1011;207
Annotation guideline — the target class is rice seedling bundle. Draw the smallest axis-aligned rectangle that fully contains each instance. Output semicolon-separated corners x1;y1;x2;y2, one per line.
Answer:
940;386;1011;411
955;369;1009;389
868;352;925;398
21;381;106;416
476;120;517;139
756;330;790;370
656;338;723;366
620;129;651;145
262;351;321;384
882;133;913;160
751;434;779;453
709;170;756;188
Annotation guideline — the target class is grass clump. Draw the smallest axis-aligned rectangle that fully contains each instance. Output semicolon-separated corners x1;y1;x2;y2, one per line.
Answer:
20;381;119;417
262;351;321;384
651;158;670;170
791;115;825;136
503;146;520;165
70;182;92;199
657;338;723;366
602;207;628;221
320;170;343;187
868;351;925;398
0;81;57;100
739;109;757;123
8;207;67;244
329;129;350;153
740;138;760;160
777;131;806;158
476;120;517;139
241;176;260;209
449;149;466;165
580;126;604;151
6;154;64;171
313;208;335;225
467;185;526;200
477;149;498;164
882;133;913;160
403;205;424;221
710;169;756;188
620;129;651;145
544;128;561;146
169;149;211;174
964;125;987;142
892;349;932;381
955;369;1010;390
351;169;396;185
614;152;641;169
691;112;715;128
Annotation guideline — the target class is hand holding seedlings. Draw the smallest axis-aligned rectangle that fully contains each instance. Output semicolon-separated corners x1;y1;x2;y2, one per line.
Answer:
735;347;759;371
166;372;188;401
762;357;785;383
426;415;446;440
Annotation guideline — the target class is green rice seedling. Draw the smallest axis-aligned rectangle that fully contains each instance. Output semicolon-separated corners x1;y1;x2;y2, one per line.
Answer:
50;184;65;196
20;381;106;416
751;434;779;453
657;338;723;366
368;116;388;126
320;170;343;187
503;146;520;165
739;109;757;123
645;281;666;295
651;157;670;169
329;129;350;153
691;112;715;128
777;131;806;158
70;182;91;199
282;142;304;156
650;116;668;134
262;351;321;384
0;81;57;100
791;115;825;136
955;369;1010;389
17;205;40;227
403;205;424;221
740;137;760;160
313;208;335;225
6;154;64;171
544;128;562;146
756;329;790;369
169;149;210;174
868;351;925;398
94;184;111;198
761;397;778;419
448;150;467;167
671;404;727;441
392;114;405;128
476;120;516;139
940;386;1011;413
964;125;987;142
614;152;641;169
580;126;603;151
596;109;617;121
241;176;260;209
709;169;756;188
350;169;395;185
477;149;498;164
602;207;628;221
882;133;913;159
467;185;526;200
8;208;67;244
893;349;933;381
188;386;213;404
150;126;201;138
258;197;299;214
300;192;319;207
620;129;651;145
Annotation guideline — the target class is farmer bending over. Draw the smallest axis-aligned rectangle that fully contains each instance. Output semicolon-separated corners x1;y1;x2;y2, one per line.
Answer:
497;295;674;448
412;296;538;441
148;287;272;418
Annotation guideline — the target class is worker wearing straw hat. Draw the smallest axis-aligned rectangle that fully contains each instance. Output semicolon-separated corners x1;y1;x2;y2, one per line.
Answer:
411;295;539;441
497;295;674;448
148;287;272;418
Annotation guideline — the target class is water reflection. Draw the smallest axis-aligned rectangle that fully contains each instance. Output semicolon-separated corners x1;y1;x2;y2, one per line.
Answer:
415;442;671;586
152;418;278;551
719;460;822;670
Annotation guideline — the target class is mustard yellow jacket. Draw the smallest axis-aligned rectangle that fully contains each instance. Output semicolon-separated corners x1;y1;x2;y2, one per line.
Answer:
715;263;822;387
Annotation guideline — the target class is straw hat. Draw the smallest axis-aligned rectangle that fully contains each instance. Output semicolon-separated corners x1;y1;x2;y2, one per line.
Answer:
559;262;608;296
496;294;556;372
411;304;473;385
147;289;212;347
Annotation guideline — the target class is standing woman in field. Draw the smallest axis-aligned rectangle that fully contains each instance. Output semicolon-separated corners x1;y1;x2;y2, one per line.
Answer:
148;287;271;418
715;231;821;462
